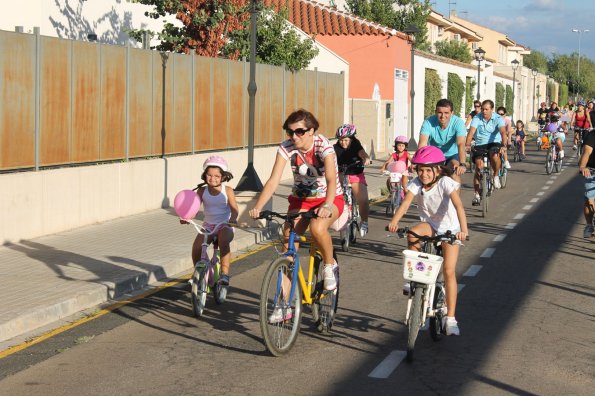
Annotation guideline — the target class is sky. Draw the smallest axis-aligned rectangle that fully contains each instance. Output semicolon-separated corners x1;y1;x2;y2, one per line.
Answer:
434;0;595;62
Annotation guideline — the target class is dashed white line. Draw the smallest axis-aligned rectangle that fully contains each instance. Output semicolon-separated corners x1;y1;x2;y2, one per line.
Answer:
458;284;466;292
522;205;533;211
546;180;554;185
493;234;506;242
368;350;407;378
505;223;517;229
549;176;557;180
542;186;550;190
530;198;539;203
464;265;482;277
514;213;525;220
537;192;545;196
481;248;496;258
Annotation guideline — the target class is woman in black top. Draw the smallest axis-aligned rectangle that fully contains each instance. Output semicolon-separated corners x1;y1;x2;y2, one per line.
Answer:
465;100;482;129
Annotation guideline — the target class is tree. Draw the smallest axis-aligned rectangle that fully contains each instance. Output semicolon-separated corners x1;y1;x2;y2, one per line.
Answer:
128;1;319;71
523;50;549;74
434;39;472;63
346;0;432;51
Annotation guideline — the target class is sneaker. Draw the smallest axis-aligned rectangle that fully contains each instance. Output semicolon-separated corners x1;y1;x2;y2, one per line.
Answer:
504;160;511;169
472;194;481;206
573;144;577;150
559;150;564;159
583;224;594;239
268;307;293;323
493;176;501;189
442;316;460;336
323;263;338;290
219;273;230;286
360;221;368;237
521;154;526;160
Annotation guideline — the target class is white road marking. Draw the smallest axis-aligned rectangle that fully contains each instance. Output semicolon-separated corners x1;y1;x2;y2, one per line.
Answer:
458;284;465;292
464;265;482;277
542;186;550;190
522;205;533;211
514;213;525;220
530;198;539;203
481;248;495;258
549;176;557;180
368;350;407;378
546;180;554;185
505;223;517;229
493;234;506;242
537;192;545;196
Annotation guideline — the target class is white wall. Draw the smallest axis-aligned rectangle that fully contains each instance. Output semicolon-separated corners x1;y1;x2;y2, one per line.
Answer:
0;0;181;47
0;147;293;244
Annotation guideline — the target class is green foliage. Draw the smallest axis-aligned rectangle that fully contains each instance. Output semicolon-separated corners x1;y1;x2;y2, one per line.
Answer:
224;9;319;72
523;50;549;74
465;77;475;114
495;82;504;108
505;85;513;111
424;69;442;118
549;53;595;99
546;80;555;103
559;83;568;106
434;40;472;63
447;73;464;116
346;0;432;51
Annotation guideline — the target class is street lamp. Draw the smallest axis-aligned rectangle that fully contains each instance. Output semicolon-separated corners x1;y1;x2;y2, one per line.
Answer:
531;69;538;122
474;47;486;100
235;0;263;192
511;59;519;124
571;28;589;100
404;24;420;150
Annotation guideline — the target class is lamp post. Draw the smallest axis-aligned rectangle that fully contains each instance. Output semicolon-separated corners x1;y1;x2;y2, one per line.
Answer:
571;28;589;100
474;47;486;100
511;59;519;124
531;69;538;122
159;51;170;159
235;0;263;192
404;24;420;149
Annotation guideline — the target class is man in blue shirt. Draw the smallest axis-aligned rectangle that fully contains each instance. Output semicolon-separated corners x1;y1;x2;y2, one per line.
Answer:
465;99;507;206
418;98;468;182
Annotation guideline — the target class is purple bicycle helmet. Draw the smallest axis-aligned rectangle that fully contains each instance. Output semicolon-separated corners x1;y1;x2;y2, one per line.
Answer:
411;146;446;166
336;124;357;138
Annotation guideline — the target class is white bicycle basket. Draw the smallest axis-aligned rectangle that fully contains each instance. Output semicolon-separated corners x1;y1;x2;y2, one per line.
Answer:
390;172;403;183
402;250;443;284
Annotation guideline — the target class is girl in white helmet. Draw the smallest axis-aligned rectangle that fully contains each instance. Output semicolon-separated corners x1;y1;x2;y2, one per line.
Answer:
191;156;239;287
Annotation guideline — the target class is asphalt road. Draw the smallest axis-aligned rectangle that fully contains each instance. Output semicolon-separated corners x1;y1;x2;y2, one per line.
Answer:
1;143;594;395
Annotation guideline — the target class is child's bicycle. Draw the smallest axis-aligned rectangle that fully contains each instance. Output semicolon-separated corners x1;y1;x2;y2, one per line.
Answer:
185;220;231;317
544;132;563;174
388;227;466;362
512;135;523;162
338;162;362;252
383;160;407;216
256;210;339;356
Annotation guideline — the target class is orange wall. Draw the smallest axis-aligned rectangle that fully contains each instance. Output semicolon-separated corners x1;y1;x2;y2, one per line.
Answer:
317;35;411;100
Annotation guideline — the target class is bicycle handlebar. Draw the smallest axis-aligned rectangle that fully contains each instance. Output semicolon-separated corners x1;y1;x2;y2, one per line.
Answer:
185;220;235;235
257;210;318;222
384;226;469;242
338;160;365;173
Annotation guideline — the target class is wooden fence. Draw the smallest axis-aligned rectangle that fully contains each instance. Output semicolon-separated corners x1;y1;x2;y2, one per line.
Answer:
0;30;345;171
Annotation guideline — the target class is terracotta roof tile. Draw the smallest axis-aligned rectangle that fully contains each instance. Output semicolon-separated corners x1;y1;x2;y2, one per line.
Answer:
262;0;399;37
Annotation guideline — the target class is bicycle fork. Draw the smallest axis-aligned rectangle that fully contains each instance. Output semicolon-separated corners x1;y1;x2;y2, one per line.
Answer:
404;283;443;326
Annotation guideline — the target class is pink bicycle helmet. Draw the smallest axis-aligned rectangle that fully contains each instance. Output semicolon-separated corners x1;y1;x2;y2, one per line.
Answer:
203;155;229;172
394;135;409;145
387;160;408;174
336;124;357;138
174;189;201;221
411;146;445;166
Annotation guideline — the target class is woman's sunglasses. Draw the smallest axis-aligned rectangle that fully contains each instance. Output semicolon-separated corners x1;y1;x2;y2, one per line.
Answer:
285;127;309;137
474;105;481;108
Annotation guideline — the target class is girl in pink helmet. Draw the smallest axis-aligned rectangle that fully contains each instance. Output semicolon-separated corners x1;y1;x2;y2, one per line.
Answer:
188;156;239;289
381;135;411;194
387;146;469;336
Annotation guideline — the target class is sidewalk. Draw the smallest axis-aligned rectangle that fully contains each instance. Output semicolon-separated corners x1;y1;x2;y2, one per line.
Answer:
0;163;389;346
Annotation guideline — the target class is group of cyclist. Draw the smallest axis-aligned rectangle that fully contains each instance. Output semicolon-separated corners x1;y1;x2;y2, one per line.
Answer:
183;95;595;339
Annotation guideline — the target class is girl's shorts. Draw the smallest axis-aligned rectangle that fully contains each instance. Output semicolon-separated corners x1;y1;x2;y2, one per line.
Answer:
585;175;595;200
348;173;367;186
288;195;345;216
553;132;566;143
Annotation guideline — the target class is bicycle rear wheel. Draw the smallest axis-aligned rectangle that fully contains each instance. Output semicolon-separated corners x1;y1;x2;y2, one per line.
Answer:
429;283;446;342
406;287;424;362
313;250;340;333
386;190;395;216
191;262;209;317
260;257;302;356
481;173;488;218
340;227;350;252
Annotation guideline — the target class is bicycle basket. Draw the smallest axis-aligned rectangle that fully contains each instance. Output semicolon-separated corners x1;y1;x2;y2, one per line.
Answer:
402;250;443;284
389;172;403;183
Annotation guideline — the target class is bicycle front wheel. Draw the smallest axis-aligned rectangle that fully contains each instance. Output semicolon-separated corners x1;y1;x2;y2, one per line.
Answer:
407;287;424;362
500;168;508;189
191;263;208;318
545;151;553;174
481;173;488;218
260;257;303;356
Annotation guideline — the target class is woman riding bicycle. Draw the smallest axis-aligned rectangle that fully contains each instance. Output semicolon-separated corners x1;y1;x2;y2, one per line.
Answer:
249;109;343;290
571;101;592;150
333;124;371;237
387;146;468;336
